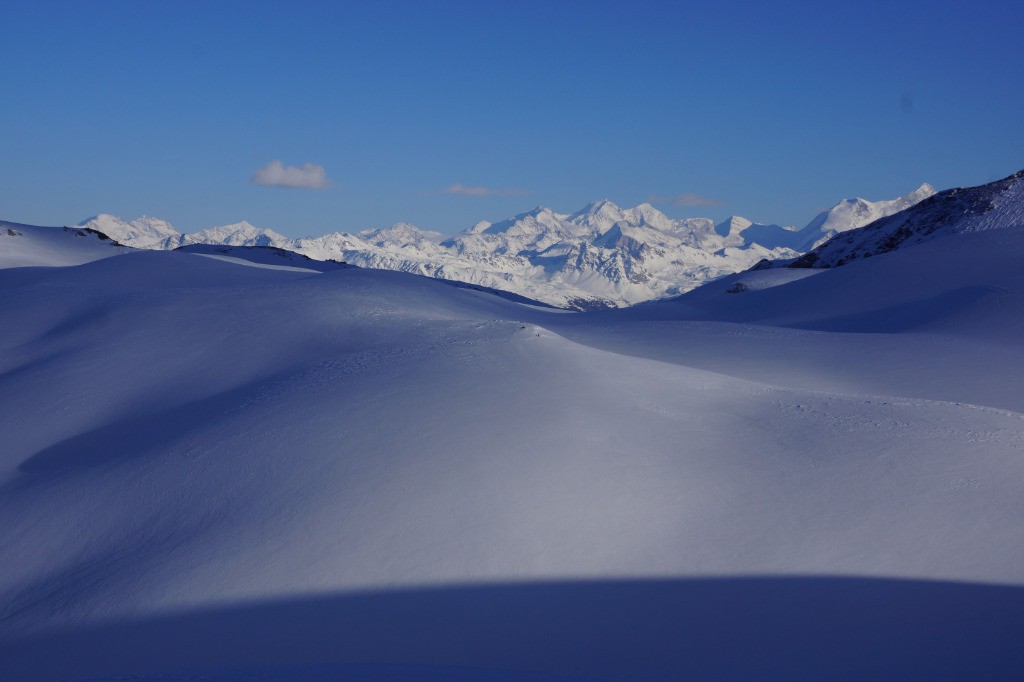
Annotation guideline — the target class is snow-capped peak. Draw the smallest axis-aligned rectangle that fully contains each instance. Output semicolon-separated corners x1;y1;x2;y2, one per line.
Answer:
479;207;564;236
791;168;1024;269
795;182;937;250
80;215;292;250
579;198;621;214
619;203;676;232
569;199;626;232
204;220;259;233
715;216;753;238
189;221;289;245
79;214;181;248
358;222;442;247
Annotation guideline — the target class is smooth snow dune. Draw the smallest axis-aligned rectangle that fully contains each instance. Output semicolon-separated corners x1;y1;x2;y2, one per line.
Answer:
549;318;1024;415
2;246;1024;679
542;228;1024;409
635;229;1024;337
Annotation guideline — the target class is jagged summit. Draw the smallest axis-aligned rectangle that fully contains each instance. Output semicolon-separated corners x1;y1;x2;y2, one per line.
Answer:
78;214;180;249
568;199;626;232
715;216;754;237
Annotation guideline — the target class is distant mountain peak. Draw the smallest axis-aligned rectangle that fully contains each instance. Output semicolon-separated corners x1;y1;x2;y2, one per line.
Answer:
78;214;181;248
213;220;257;230
795;181;937;251
581;198;619;212
359;222;442;246
714;216;753;237
791;168;1024;269
195;220;280;237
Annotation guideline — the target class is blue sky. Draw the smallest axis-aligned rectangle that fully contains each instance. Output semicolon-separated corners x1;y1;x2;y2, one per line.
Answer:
2;0;1022;236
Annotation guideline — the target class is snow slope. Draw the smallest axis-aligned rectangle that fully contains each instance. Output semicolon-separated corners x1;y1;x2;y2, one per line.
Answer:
175;243;350;272
78;184;933;310
790;170;1023;268
2;203;1024;678
794;182;936;250
0;220;133;268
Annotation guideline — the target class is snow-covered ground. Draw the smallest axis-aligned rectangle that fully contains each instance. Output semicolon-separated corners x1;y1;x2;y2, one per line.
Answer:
0;221;132;268
1;176;1024;679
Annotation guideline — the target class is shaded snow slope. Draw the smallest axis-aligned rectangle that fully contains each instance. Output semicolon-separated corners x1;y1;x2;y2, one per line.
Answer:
660;231;1024;340
0;220;133;269
175;243;350;272
562;224;1024;416
2;229;1024;678
4;578;1023;681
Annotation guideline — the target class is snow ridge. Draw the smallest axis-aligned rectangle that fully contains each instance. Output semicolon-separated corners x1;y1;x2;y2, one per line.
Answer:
791;171;1023;269
796;182;937;250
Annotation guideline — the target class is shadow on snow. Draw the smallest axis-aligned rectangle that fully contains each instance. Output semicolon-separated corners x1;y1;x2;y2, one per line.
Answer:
2;576;1024;680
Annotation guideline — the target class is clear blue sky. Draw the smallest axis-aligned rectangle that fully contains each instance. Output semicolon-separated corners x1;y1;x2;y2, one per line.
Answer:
2;0;1022;236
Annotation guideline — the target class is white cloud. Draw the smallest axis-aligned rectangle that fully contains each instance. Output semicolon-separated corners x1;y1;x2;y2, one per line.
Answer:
251;161;330;190
650;192;722;207
443;182;527;197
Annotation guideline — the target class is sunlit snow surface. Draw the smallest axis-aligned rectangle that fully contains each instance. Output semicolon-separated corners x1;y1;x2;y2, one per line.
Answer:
1;215;1024;679
0;222;132;268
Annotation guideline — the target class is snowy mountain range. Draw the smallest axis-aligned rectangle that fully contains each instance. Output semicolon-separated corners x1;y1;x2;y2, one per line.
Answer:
77;183;935;309
81;214;292;251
